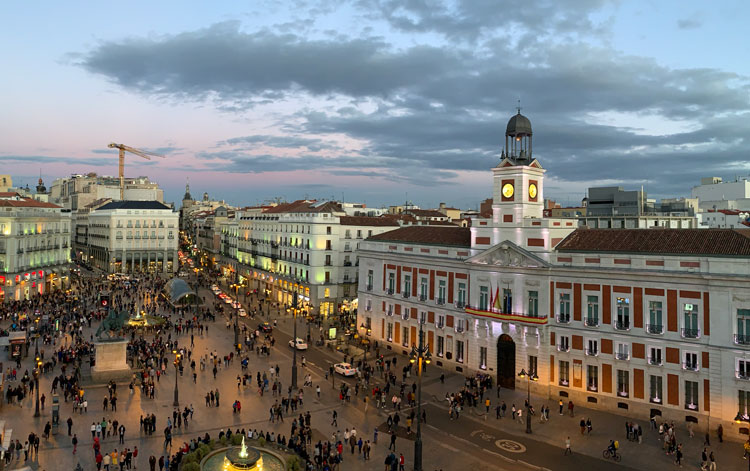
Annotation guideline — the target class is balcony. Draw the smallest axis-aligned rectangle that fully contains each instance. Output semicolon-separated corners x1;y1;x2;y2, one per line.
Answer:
735;334;750;345
419;294;427;301
343;261;352;266
324;262;333;267
366;284;373;291
584;317;599;327
682;362;699;372
436;322;445;330
585;347;598;356
648;357;663;366
614;320;630;331
455;326;465;334
436;297;446;305
556;314;570;324
681;328;700;339
402;292;410;299
615;352;630;361
646;323;664;335
386;308;394;317
455;300;466;309
557;344;570;352
737;371;750;380
386;288;394;295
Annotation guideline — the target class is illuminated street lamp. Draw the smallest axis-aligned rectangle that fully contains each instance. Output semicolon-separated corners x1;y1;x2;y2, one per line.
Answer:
517;368;539;434
172;349;181;406
34;355;42;417
410;322;431;471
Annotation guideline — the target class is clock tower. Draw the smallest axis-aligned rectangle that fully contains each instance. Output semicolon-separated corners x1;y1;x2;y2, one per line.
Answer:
491;108;545;225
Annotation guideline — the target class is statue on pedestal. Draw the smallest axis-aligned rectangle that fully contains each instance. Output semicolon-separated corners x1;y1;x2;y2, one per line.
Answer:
95;309;129;340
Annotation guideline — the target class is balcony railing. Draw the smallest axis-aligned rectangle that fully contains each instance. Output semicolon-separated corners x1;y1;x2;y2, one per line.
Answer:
646;323;664;335
682;328;700;339
556;314;570;324
366;284;373;291
402;292;410;298
585;347;598;356
419;294;427;301
737;371;750;380
386;288;394;295
614;320;630;331
436;297;446;305
455;301;466;309
343;261;352;266
584;317;599;327
557;344;570;352
735;334;750;345
683;362;699;371
615;352;630;361
648;357;663;366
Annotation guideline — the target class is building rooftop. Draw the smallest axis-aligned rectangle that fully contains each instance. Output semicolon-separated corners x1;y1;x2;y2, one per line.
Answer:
339;216;400;227
556;228;750;257
405;209;449;218
96;201;172;211
0;196;61;209
263;200;343;214
368;226;471;247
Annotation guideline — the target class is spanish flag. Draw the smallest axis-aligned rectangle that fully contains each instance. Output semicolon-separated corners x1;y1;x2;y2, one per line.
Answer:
493;287;502;312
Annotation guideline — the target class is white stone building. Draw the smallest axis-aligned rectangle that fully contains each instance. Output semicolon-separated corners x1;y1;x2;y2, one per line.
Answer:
358;110;750;438
230;200;399;317
84;201;179;273
0;192;71;301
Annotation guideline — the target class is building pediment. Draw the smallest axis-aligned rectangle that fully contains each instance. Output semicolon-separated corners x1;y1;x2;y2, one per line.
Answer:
466;240;549;268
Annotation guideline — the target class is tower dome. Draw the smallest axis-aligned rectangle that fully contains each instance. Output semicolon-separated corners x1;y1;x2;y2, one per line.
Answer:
506;112;532;136
505;107;533;162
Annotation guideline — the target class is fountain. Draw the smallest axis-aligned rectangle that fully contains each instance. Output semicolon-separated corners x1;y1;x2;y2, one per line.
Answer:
201;437;284;471
223;437;263;470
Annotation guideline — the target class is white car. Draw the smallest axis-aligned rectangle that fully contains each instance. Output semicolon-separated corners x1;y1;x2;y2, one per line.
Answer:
333;362;357;376
231;302;241;309
288;338;308;350
238;308;247;317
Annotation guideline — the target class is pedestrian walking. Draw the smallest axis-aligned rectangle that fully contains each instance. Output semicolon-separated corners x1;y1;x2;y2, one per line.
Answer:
72;434;78;454
564;436;572;455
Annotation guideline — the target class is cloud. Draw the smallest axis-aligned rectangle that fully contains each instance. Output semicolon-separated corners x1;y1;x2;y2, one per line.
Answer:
1;155;112;166
677;18;702;30
75;3;750;200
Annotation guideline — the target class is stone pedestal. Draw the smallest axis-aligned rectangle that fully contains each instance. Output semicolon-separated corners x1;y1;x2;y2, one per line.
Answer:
91;340;131;383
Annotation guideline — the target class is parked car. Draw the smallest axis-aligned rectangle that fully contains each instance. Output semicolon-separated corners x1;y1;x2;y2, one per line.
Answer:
288;338;308;350
223;297;233;304
333;362;358;376
258;322;273;333
238;308;247;317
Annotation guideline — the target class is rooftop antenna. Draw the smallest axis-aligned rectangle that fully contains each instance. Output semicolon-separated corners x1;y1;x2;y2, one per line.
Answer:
517;98;522;114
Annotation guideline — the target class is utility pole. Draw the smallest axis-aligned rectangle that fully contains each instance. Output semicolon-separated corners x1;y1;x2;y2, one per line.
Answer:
291;290;298;390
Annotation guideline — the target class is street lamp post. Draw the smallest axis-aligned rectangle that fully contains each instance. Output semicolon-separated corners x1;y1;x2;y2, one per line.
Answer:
173;350;181;407
291;290;299;390
410;322;431;471
34;355;41;417
360;323;371;363
518;368;539;434
232;284;239;350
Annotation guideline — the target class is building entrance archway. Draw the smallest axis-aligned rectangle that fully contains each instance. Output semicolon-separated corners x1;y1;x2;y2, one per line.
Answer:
497;334;516;389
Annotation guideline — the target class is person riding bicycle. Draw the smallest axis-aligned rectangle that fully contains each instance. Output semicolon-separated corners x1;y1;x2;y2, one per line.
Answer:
608;439;619;457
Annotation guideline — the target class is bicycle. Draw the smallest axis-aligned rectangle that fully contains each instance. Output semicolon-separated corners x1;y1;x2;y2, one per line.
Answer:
602;448;621;462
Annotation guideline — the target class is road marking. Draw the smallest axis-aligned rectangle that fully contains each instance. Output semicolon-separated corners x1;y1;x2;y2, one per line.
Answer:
441;443;460;452
495;439;526;453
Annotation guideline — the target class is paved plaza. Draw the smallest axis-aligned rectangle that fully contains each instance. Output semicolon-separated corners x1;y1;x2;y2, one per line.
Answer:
1;272;748;471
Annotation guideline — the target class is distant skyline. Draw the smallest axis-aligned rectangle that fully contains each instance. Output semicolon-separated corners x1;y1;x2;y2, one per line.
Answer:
3;1;750;209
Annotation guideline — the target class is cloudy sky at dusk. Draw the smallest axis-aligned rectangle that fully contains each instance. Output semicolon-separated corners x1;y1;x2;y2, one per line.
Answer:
2;1;749;209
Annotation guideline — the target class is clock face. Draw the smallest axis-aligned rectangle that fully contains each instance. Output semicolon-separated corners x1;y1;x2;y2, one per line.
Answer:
502;183;514;199
529;183;538;199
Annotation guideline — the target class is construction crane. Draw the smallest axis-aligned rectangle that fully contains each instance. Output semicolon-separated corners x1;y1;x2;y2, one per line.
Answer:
107;143;165;200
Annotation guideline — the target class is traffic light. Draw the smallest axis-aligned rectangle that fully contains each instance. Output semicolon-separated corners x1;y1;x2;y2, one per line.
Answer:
100;293;110;309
